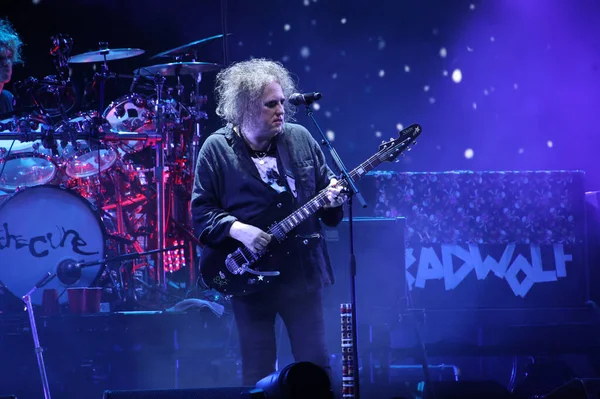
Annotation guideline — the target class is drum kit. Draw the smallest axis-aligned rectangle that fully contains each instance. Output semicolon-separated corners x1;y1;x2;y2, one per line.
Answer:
0;33;223;309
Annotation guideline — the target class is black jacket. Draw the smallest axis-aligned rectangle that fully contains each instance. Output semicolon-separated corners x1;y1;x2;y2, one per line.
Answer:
191;123;343;293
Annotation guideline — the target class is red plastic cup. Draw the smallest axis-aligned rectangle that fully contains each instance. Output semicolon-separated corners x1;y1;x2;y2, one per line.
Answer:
41;289;59;315
67;288;86;314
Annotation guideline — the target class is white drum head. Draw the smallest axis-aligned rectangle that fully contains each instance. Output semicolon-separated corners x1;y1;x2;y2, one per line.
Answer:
0;185;106;305
103;94;155;153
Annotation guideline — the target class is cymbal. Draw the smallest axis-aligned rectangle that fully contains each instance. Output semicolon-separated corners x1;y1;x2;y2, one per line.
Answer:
68;48;145;63
134;62;222;77
150;34;227;59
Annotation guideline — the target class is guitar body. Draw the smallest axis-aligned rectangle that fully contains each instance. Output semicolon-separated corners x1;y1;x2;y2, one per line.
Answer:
196;123;422;297
198;191;299;296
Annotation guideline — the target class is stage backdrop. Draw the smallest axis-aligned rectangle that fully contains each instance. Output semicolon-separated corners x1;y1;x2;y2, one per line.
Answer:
351;169;588;310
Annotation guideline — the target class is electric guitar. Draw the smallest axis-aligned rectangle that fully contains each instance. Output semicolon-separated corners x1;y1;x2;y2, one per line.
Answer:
198;124;422;296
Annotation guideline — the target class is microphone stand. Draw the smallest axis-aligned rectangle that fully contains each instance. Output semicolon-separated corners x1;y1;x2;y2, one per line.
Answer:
17;245;186;399
23;272;57;399
302;102;367;399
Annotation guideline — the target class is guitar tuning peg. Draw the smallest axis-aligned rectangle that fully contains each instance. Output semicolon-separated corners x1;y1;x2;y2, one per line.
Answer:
412;141;418;145
381;140;386;144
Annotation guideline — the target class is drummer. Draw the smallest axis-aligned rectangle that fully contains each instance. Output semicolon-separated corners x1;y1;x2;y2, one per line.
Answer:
0;19;22;115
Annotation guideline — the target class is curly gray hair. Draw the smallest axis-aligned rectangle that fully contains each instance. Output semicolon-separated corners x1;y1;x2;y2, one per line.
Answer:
0;19;23;65
214;58;298;127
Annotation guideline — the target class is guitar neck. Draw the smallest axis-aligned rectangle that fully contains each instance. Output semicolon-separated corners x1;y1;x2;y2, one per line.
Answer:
268;152;384;237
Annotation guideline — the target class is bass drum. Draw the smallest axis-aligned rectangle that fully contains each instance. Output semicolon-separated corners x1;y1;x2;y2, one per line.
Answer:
0;185;106;305
103;94;155;154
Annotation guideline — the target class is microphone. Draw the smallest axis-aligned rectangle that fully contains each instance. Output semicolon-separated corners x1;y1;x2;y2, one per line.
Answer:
56;258;83;285
289;92;322;106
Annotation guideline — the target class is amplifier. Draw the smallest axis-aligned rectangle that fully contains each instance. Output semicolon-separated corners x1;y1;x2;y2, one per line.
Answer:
322;217;406;325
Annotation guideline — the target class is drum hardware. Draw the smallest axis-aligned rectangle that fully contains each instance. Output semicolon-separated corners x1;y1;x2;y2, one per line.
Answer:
47;33;75;118
153;72;168;292
63;244;186;310
133;55;218;293
49;33;73;83
0;33;221;306
189;79;209;179
68;43;145;113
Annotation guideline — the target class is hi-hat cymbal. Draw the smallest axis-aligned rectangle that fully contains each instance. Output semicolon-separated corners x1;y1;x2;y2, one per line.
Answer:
150;34;228;59
68;48;145;63
134;62;222;77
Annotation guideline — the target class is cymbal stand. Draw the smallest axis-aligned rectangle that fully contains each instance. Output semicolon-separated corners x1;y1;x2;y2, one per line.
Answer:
153;73;167;292
94;42;111;114
190;72;205;179
111;171;126;238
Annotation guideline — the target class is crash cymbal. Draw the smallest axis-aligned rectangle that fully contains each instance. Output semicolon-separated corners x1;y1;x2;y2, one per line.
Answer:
134;62;222;77
68;48;145;63
150;34;227;59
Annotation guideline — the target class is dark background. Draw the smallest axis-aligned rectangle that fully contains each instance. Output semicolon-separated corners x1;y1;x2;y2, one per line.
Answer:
4;0;600;188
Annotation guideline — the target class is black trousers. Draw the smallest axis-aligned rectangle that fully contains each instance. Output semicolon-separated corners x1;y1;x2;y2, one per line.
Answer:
231;285;331;386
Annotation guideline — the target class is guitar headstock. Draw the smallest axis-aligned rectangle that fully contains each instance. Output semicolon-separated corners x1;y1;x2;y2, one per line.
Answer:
378;123;422;162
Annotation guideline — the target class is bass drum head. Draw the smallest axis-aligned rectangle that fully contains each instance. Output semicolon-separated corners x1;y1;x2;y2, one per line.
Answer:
0;185;106;305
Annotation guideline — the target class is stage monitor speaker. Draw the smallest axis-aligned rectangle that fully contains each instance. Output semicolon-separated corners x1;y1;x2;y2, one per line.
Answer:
322;217;406;326
102;387;256;399
541;378;600;399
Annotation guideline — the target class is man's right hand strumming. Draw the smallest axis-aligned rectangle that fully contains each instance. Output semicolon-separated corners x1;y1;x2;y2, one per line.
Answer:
229;221;273;253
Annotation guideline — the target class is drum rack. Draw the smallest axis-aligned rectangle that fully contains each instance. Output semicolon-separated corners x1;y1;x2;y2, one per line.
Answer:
0;34;224;312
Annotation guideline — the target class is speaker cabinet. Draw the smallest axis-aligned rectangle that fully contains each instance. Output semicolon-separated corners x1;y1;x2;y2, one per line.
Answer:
322;217;406;326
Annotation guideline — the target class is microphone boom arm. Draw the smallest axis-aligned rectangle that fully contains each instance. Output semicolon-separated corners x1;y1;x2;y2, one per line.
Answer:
302;105;366;207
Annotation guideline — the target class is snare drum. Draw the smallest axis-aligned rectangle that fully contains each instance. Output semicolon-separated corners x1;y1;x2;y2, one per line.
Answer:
0;185;106;305
57;112;119;179
103;94;155;154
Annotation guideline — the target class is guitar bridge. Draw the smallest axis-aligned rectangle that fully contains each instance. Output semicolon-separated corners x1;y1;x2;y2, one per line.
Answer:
225;250;248;275
225;249;280;277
